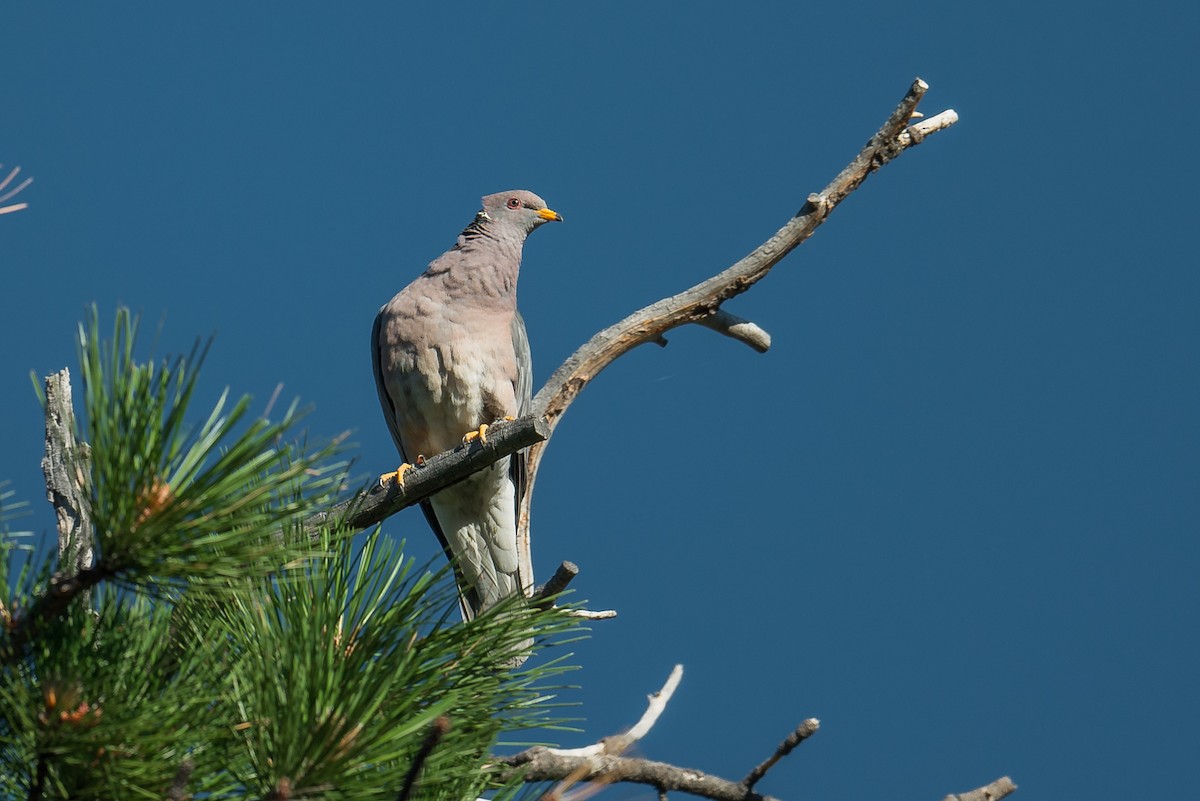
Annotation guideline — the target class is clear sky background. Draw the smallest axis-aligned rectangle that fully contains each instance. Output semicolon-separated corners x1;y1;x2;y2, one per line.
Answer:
3;3;1197;800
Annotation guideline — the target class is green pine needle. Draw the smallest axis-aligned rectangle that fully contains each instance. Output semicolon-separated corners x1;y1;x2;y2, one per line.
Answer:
0;309;583;799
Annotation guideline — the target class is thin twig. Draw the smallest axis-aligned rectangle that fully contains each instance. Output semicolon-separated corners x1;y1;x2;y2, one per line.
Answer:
0;164;32;213
29;750;50;801
617;664;683;747
396;716;451;801
742;719;819;790
546;665;684;760
521;666;685;801
2;564;112;663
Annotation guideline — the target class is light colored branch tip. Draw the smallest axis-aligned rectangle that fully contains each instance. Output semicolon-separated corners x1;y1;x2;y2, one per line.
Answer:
899;109;959;145
0;164;32;214
696;309;772;353
546;664;684;759
941;776;1018;801
623;664;683;743
563;608;618;620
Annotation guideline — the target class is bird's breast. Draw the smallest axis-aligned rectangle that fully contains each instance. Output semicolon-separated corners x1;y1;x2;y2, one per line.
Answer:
383;309;519;457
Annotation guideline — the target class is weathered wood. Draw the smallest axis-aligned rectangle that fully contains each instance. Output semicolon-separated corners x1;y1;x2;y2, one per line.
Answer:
40;369;92;577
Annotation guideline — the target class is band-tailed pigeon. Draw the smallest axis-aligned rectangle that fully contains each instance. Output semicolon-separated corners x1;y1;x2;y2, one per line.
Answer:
372;190;562;621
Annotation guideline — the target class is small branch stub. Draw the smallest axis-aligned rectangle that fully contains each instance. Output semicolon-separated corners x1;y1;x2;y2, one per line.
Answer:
941;776;1018;801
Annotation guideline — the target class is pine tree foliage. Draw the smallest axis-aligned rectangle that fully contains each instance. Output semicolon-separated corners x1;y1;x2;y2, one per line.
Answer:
0;310;580;800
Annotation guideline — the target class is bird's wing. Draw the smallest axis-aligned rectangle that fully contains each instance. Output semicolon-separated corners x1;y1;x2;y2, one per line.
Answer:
510;308;535;598
372;306;481;618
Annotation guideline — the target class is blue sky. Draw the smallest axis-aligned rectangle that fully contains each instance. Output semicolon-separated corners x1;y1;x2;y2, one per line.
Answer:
3;3;1197;799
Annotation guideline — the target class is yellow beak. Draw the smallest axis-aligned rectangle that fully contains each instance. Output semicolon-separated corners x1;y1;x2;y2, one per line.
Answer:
537;207;563;222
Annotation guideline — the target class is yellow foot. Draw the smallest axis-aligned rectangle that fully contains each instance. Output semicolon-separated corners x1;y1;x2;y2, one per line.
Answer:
379;462;413;488
462;423;489;446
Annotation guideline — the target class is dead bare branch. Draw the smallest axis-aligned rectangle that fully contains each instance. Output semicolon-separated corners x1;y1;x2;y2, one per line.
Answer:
742;719;820;790
515;77;958;578
492;668;823;801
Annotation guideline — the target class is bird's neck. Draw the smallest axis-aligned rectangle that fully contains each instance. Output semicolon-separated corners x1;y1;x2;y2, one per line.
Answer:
434;221;525;307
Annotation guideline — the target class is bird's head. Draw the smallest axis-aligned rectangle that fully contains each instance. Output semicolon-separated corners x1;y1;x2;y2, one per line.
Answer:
478;190;563;235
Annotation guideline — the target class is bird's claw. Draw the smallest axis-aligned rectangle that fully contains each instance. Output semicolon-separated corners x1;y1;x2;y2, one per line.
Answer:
462;423;489;446
379;462;413;489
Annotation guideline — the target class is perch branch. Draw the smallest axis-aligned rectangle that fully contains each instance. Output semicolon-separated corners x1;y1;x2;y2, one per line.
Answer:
304;414;550;536
516;77;957;562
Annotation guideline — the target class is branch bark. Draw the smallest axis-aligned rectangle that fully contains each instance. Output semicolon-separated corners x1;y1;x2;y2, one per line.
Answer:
500;749;785;801
41;369;92;577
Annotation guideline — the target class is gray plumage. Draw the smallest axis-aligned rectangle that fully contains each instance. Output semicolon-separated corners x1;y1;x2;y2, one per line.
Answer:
372;190;561;621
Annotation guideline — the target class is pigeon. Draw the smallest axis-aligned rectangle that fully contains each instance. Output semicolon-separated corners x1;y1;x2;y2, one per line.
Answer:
372;190;562;621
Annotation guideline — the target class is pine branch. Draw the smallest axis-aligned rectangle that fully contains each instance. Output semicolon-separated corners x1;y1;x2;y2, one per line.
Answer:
2;563;112;662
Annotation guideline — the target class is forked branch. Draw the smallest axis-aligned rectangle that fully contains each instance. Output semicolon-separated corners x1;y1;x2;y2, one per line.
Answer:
496;665;1011;801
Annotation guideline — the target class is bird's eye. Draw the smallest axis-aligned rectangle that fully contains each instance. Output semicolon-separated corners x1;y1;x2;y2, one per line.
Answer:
506;197;521;210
